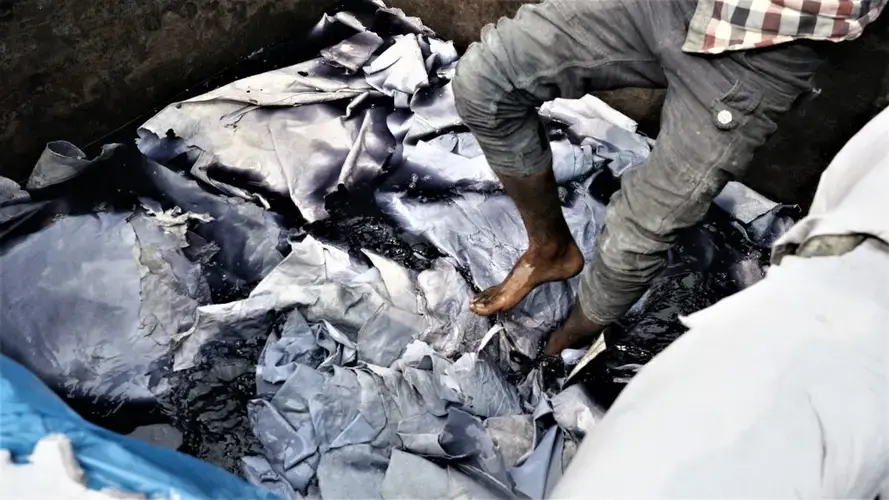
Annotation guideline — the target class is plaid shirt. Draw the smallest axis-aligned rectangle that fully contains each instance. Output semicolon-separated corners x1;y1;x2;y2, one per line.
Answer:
683;0;886;53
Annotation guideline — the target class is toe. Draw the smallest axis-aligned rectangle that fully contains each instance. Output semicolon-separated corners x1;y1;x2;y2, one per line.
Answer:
472;287;498;305
471;294;505;316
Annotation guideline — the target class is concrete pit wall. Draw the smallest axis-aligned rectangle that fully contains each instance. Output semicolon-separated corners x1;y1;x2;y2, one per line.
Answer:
2;0;887;205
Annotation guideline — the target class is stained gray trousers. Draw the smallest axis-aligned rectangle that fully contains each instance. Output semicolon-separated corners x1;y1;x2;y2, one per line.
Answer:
452;0;821;324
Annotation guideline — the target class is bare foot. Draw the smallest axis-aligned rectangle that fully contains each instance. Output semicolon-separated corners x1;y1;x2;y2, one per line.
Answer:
543;302;607;357
470;242;584;316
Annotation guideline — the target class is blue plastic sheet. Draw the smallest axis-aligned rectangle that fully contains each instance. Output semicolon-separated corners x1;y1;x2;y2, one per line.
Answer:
0;355;277;500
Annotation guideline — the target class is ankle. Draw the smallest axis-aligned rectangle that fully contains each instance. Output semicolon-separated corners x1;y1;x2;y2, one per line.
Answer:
543;316;607;356
530;238;578;260
542;339;568;357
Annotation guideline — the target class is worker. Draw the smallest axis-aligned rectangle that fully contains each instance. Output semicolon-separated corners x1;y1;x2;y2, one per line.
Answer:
451;0;886;360
551;104;889;498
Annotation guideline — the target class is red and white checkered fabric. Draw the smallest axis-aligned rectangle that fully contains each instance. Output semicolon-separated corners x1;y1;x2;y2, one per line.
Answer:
683;0;886;53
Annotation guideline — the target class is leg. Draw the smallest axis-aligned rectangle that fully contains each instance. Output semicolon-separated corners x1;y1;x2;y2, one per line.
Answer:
542;297;604;357
546;42;822;354
469;169;585;316
453;0;666;316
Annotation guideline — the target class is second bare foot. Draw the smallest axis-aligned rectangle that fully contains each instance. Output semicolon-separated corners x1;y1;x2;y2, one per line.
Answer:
470;242;584;316
543;303;607;357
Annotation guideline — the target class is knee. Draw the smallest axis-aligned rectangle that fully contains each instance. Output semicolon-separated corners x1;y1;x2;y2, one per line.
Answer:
452;35;552;177
452;42;500;129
